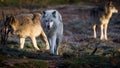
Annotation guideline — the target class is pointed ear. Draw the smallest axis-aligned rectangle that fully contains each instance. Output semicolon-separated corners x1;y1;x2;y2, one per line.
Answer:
52;11;56;18
42;11;46;18
43;11;46;14
109;1;112;5
10;16;15;24
108;1;112;6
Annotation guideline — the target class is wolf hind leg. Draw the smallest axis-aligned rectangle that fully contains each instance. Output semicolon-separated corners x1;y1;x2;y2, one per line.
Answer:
93;24;97;38
41;31;50;50
30;37;39;50
20;38;25;49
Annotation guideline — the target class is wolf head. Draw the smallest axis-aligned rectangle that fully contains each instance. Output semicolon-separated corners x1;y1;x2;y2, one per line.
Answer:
41;10;60;30
8;16;19;34
4;16;16;34
105;1;118;13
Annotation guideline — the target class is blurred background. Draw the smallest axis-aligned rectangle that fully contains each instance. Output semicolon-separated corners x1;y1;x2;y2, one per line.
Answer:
0;0;119;7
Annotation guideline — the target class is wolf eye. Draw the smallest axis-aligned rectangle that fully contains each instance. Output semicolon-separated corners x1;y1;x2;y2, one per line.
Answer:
45;20;48;22
50;20;53;22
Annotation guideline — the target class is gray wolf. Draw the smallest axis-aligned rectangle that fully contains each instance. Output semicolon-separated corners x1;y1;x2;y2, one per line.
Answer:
41;10;63;55
6;13;50;50
90;1;118;40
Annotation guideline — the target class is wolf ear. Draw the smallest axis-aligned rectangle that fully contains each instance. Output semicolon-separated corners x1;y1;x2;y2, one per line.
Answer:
105;1;112;13
43;11;46;14
52;11;56;18
42;11;46;18
10;16;15;24
108;1;112;6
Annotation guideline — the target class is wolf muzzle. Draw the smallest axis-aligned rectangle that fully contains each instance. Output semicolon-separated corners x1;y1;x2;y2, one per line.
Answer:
47;25;50;30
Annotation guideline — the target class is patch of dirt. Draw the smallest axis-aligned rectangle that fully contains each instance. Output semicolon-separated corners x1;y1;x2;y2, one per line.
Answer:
2;59;29;67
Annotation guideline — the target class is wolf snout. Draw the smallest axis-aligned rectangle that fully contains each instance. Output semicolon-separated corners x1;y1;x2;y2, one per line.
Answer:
115;8;118;13
116;9;118;13
47;25;50;30
115;9;118;13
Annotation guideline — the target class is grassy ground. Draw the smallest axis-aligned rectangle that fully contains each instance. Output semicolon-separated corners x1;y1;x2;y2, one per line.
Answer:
0;45;49;68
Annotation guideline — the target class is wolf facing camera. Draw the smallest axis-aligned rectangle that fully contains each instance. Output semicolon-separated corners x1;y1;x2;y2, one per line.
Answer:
41;10;63;55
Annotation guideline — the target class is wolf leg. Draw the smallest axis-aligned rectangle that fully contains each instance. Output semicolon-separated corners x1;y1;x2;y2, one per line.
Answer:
41;31;50;50
54;35;63;55
54;39;59;55
30;37;39;50
49;35;56;55
54;23;63;55
100;24;104;40
104;24;108;40
20;38;25;49
93;25;97;38
54;39;60;55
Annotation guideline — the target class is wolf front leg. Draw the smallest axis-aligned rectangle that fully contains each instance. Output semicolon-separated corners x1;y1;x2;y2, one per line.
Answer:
49;35;56;55
20;37;25;49
54;39;59;55
104;24;108;40
30;37;40;50
54;37;62;55
100;24;104;40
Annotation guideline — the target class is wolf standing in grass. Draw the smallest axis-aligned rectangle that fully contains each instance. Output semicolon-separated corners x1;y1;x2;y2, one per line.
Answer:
41;10;63;55
6;13;50;50
91;1;118;40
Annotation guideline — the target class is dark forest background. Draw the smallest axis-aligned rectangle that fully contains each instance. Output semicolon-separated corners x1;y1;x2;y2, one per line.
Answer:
0;0;119;7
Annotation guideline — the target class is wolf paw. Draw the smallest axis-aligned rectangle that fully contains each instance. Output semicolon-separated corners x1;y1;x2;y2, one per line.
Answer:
35;48;40;50
46;46;50;50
